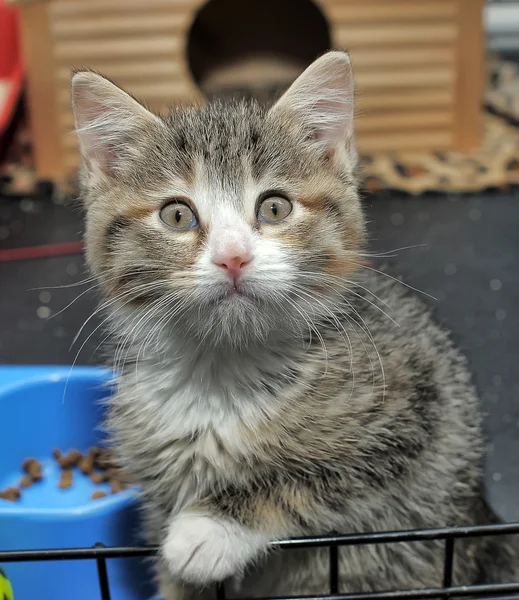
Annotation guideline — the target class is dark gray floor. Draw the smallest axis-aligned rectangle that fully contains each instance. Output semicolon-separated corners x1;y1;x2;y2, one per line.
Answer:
363;192;519;523
1;191;518;522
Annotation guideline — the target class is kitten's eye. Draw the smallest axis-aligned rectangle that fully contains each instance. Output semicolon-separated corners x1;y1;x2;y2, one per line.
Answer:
258;196;292;223
160;202;198;230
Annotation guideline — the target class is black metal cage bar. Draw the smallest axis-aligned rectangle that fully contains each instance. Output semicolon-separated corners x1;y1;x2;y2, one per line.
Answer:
1;522;518;600
94;543;112;600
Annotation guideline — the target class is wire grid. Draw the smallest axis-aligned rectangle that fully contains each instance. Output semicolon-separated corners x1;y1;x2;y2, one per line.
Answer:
1;522;519;600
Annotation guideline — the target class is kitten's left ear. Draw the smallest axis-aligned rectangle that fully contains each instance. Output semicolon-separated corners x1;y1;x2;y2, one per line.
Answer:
270;51;355;164
71;70;161;180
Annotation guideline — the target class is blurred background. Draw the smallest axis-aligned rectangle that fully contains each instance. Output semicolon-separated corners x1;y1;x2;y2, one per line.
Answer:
0;0;518;524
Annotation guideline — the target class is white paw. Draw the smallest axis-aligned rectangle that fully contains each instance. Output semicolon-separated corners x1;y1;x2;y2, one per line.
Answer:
162;513;269;585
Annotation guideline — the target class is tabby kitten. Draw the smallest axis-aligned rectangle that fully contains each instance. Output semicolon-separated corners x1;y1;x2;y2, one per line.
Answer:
72;52;517;599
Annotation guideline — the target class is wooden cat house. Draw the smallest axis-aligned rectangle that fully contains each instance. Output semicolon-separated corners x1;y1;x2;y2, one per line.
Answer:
11;0;485;189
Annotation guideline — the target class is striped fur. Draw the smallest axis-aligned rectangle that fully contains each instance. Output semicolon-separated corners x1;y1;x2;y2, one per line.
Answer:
72;53;518;598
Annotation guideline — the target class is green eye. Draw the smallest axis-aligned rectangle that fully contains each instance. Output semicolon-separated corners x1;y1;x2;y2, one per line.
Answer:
160;202;198;230
258;195;292;223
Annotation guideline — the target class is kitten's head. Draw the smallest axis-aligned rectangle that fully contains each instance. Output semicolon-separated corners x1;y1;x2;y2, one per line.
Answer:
72;51;365;350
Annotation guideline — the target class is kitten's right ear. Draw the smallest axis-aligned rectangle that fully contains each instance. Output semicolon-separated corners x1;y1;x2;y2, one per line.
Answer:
71;71;161;179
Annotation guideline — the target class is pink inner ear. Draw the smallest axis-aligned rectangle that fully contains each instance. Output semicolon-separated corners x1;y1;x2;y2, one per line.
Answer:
270;53;355;159
91;145;118;177
72;71;162;179
308;93;354;162
74;98;119;176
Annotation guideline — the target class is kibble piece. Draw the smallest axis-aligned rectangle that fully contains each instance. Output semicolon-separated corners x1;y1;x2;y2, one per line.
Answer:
27;460;43;482
78;455;95;475
53;448;82;469
88;447;103;460
94;448;118;471
91;490;107;500
66;449;82;465
61;449;82;469
52;448;68;468
58;469;74;490
109;479;122;494
0;487;21;501
89;471;107;484
22;458;43;482
19;475;33;489
22;458;37;473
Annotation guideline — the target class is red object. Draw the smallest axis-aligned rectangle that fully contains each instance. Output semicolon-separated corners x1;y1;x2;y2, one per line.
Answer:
0;0;23;137
0;241;85;262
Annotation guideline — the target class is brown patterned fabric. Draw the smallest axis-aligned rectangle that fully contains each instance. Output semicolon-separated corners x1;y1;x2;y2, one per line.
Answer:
1;57;519;198
360;57;519;196
486;56;519;123
361;114;519;195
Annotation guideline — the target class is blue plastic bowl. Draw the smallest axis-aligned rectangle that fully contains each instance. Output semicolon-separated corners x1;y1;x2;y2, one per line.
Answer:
0;366;154;600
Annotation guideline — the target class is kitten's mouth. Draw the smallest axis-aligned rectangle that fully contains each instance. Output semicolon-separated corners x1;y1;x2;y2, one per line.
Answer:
216;282;257;304
204;280;259;309
225;285;251;299
231;284;246;295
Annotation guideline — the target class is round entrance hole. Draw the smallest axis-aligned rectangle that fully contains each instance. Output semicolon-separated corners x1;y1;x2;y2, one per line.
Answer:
187;0;331;102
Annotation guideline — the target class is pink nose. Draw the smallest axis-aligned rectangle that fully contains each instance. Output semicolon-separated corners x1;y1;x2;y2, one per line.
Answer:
213;252;252;279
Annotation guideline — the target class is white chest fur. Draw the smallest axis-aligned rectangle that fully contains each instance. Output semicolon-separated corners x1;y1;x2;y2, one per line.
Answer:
109;358;278;514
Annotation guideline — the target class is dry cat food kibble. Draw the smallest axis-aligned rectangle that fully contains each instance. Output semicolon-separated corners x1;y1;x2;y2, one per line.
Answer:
94;448;118;471
89;446;102;460
22;458;43;481
52;448;82;469
58;469;74;490
19;474;33;489
0;447;128;503
0;487;21;502
52;446;128;499
89;471;108;484
109;479;122;494
0;458;44;500
78;454;95;475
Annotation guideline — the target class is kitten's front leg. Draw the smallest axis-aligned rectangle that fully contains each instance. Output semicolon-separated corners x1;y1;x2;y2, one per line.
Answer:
162;475;331;586
162;511;271;585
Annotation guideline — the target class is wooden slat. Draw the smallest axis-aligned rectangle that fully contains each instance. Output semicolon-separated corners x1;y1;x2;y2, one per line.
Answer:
355;67;453;90
19;4;64;182
56;60;182;83
356;110;451;133
358;130;452;153
357;88;453;111
50;0;199;17
53;36;181;60
453;0;485;151
334;23;457;47
351;46;454;69
51;13;187;39
327;1;456;23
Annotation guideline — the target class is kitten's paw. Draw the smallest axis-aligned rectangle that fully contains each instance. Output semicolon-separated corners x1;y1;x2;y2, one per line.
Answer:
163;513;268;585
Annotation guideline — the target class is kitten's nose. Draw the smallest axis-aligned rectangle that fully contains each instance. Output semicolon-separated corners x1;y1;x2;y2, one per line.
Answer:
213;251;252;279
